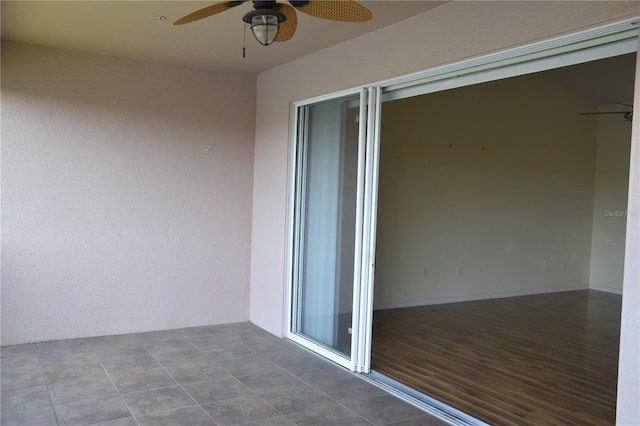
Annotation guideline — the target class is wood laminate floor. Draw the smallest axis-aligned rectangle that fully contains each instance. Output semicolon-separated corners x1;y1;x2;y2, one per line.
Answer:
371;290;621;425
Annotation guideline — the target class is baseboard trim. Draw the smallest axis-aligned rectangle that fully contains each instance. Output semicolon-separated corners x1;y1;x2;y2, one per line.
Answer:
589;285;623;295
374;285;590;311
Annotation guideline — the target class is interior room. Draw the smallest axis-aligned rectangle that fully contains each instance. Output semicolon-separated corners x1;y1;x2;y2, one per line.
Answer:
371;54;634;424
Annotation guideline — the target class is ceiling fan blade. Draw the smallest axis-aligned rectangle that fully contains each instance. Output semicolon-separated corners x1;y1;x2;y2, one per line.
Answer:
174;1;244;25
291;0;372;22
276;3;298;42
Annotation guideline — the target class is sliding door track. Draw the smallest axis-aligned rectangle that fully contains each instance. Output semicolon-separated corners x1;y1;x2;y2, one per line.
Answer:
361;371;489;426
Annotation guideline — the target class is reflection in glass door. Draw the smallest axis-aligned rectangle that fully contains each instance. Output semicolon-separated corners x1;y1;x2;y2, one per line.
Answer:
289;92;363;363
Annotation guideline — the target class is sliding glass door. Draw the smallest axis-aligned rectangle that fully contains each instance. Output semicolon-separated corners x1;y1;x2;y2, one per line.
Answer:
287;88;379;369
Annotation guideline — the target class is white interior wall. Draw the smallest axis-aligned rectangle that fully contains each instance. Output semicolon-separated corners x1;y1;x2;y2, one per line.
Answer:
589;105;633;293
251;2;640;423
1;41;256;345
373;74;597;309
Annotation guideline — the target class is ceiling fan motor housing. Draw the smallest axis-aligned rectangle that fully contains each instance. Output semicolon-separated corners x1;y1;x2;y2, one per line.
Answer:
252;1;285;11
243;3;287;24
242;9;287;25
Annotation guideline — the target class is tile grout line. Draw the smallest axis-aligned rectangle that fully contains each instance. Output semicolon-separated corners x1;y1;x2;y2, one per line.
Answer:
229;342;376;426
189;334;294;424
226;341;313;423
301;380;377;425
145;343;221;425
34;342;62;426
192;334;299;424
93;347;142;426
251;347;378;425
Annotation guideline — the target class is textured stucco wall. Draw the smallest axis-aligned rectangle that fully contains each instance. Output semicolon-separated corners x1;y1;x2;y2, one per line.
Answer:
1;41;256;345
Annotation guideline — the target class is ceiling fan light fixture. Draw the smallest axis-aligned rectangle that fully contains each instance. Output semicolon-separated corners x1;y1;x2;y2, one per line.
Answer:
243;10;286;46
251;14;279;46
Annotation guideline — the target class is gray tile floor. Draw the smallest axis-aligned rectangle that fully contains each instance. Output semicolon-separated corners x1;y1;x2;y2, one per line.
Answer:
1;322;447;426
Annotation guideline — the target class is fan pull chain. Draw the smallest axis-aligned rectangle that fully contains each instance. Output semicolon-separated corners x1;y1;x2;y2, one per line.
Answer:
243;23;247;58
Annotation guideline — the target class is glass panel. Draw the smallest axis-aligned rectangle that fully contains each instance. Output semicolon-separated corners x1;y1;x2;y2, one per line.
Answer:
292;94;361;357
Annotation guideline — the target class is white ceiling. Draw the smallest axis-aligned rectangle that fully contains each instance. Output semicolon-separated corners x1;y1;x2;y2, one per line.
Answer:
1;1;445;74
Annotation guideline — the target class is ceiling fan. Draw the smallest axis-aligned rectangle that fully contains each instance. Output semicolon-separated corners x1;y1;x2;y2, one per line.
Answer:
174;0;373;47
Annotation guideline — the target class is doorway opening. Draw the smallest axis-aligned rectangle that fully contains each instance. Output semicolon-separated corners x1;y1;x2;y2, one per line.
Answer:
371;53;635;424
